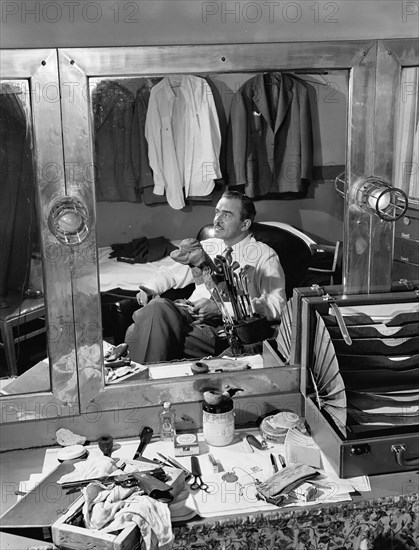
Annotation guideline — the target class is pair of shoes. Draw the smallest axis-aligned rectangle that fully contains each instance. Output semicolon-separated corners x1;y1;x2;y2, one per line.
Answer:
106;342;129;362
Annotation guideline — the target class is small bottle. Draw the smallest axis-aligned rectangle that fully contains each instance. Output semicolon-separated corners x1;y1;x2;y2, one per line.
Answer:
159;402;176;441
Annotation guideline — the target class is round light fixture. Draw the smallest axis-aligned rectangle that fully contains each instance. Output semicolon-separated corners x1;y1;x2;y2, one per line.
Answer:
48;196;90;246
351;176;408;222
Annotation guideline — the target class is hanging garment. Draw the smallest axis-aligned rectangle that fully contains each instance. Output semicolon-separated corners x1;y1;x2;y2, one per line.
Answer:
93;81;137;202
131;80;167;205
226;73;313;197
131;84;154;194
145;75;222;209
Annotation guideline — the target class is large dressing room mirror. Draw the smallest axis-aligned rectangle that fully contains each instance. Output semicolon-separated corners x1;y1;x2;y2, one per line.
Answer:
394;66;419;206
56;40;380;415
52;42;367;414
89;68;348;383
0;79;51;394
391;65;419;283
1;50;79;420
0;79;50;396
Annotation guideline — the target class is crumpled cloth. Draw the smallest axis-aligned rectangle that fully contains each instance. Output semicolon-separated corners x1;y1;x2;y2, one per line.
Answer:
82;482;173;550
57;456;123;484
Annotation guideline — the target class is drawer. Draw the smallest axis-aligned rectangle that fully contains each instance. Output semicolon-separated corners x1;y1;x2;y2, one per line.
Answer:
395;208;419;241
394;237;419;265
52;497;144;550
392;260;419;282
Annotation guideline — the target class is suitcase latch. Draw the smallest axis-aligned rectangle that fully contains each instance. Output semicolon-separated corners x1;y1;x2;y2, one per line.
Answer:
350;444;370;456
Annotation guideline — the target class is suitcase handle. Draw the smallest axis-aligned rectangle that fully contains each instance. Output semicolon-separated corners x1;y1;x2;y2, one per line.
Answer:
391;444;419;468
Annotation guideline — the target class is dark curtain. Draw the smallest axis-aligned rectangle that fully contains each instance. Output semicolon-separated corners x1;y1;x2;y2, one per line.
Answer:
0;85;36;301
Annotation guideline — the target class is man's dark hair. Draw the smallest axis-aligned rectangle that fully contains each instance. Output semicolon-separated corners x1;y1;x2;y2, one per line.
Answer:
222;190;256;223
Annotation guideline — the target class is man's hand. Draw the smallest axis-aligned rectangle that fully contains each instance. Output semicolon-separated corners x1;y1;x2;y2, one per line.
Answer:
191;298;222;325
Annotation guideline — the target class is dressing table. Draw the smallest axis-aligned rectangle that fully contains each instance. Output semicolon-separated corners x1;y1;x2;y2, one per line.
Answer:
1;434;418;550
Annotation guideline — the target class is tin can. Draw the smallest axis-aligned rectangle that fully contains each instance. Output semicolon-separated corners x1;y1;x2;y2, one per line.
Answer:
202;398;235;446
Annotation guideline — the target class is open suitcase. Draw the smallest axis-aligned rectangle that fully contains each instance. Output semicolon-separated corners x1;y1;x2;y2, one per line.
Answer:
294;285;419;478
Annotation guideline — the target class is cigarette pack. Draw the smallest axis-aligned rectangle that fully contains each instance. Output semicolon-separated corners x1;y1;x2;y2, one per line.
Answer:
174;433;200;457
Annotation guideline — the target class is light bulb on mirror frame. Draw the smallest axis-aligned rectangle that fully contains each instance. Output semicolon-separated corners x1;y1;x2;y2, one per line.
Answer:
48;196;90;246
352;176;408;222
366;188;391;212
57;210;82;233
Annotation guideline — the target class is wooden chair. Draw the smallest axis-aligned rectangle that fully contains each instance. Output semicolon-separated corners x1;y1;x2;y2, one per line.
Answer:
308;241;342;286
0;293;45;377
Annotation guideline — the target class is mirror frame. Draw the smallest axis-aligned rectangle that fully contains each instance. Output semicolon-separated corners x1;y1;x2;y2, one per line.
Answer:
0;50;79;422
57;40;375;417
380;39;419;208
343;38;419;294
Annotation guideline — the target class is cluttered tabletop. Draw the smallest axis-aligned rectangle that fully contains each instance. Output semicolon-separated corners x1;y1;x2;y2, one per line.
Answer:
1;420;417;520
1;409;418;549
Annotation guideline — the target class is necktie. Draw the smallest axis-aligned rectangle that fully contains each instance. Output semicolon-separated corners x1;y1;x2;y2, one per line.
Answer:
223;246;233;265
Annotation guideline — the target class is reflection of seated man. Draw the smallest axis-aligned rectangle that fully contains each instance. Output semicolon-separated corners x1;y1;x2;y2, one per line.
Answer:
125;191;286;363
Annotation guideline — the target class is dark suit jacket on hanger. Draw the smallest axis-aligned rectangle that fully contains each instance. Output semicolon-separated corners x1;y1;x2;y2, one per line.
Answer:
226;73;313;197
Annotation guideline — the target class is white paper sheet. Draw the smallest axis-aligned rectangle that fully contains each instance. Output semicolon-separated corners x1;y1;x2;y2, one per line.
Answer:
143;432;359;520
333;302;419;322
17;430;369;522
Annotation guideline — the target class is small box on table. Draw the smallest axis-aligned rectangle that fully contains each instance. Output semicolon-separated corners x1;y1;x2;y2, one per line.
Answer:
174;432;200;457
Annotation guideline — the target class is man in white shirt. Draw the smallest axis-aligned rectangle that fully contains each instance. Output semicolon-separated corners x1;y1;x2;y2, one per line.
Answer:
125;191;286;362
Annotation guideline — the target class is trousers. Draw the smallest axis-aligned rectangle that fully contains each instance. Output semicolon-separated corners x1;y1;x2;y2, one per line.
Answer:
124;297;228;363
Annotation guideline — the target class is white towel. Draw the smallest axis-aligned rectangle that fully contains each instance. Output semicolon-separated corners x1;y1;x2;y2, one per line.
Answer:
57;456;122;484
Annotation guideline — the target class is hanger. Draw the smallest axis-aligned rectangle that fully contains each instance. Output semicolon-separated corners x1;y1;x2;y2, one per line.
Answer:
288;72;331;86
167;75;183;87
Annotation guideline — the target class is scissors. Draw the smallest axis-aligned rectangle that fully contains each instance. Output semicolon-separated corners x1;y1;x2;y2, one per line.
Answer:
190;456;210;493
